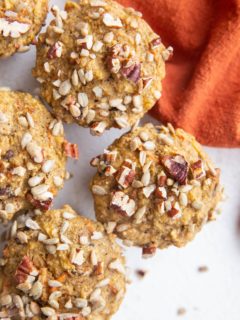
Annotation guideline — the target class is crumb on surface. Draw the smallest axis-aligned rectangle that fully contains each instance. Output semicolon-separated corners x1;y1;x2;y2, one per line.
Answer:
177;307;186;316
198;265;209;273
135;269;148;279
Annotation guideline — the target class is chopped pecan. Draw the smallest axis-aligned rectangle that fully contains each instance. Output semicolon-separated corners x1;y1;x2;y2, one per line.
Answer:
107;44;141;82
157;174;167;187
121;61;141;83
191;160;206;179
64;142;79;159
47;41;62;59
142;243;157;258
135;269;148;279
106;44;124;73
155;186;167;199
2;150;14;161
108;43;127;59
167;207;179;218
115;166;136;188
110;191;136;217
103;150;118;163
122;159;134;169
161;155;189;185
142;77;153;90
26;193;53;211
104;165;117;176
107;57;121;74
150;37;162;49
15;256;38;284
0;186;13;198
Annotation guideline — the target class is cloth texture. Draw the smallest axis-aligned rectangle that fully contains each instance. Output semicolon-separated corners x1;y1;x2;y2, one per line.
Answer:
118;0;240;147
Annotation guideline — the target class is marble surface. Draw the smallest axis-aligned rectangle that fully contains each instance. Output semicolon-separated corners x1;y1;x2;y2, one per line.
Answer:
1;1;240;319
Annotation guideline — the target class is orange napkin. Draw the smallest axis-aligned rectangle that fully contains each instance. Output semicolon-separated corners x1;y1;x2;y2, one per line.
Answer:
118;0;240;147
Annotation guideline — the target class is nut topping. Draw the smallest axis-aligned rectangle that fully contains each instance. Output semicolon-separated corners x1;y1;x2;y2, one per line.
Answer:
64;142;79;159
15;256;38;284
161;155;189;185
121;61;141;83
142;244;157;259
110;191;136;217
150;37;162;49
191;160;206;179
115;166;136;188
47;41;63;59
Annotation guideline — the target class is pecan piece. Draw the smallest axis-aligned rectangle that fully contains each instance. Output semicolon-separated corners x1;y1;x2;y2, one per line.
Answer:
121;61;141;83
122;159;134;169
136;269;148;279
26;193;53;211
104;165;117;176
47;41;62;59
157;174;167;187
103;150;118;163
142;77;153;90
155;186;167;199
191;160;206;179
115;166;136;188
106;44;124;73
167;207;179;218
161;155;189;185
107;57;121;74
110;191;136;217
64;142;79;159
2;150;14;161
142;243;157;259
150;37;162;49
15;256;38;284
108;43;127;58
0;186;13;198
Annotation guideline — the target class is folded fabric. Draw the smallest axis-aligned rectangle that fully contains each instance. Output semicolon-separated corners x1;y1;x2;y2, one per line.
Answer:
118;0;240;147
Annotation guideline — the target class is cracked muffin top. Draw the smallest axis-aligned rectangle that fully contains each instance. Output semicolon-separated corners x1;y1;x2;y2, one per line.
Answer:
33;0;170;135
0;0;48;57
0;90;74;221
90;123;223;256
0;205;126;320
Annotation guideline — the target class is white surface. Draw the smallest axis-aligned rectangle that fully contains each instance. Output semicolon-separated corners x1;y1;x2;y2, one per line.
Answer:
1;1;240;319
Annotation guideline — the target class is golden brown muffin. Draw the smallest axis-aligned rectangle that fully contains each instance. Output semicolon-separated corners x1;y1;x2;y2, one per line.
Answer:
0;205;126;319
90;123;223;257
33;0;170;135
0;0;48;57
0;90;72;221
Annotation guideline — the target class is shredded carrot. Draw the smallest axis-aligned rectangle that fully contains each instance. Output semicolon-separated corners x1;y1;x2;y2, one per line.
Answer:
49;272;68;293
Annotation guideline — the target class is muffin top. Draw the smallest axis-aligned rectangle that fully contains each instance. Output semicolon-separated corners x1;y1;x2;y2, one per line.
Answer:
0;205;126;320
90;123;222;255
33;0;169;135
0;0;48;57
0;90;70;221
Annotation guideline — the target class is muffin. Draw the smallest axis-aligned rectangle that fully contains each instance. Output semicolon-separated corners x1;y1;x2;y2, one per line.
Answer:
0;0;48;57
33;0;170;135
0;205;126;319
90;123;222;257
0;90;76;221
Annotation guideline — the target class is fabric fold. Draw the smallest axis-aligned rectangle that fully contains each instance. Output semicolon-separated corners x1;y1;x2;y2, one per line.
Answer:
118;0;240;147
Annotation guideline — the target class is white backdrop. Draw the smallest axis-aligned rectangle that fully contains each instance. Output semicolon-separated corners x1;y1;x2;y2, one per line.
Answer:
1;1;240;319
